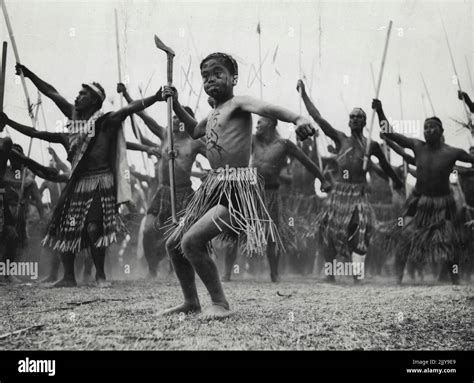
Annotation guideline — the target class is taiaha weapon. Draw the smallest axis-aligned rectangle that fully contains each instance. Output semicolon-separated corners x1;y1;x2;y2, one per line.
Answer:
114;9;149;175
0;41;8;136
420;73;436;116
154;34;177;223
363;20;393;172
1;0;42;219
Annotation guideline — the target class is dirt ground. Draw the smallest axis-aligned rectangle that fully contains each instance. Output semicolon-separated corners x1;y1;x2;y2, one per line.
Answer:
1;273;472;350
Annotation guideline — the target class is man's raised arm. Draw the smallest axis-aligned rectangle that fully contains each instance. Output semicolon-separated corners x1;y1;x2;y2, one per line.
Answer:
0;112;68;148
285;140;332;192
15;64;74;119
10;149;68;183
117;83;166;140
383;135;416;165
106;90;162;126
297;79;344;145
372;99;421;150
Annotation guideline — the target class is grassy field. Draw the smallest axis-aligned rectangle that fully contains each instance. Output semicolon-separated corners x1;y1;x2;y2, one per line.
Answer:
0;274;472;350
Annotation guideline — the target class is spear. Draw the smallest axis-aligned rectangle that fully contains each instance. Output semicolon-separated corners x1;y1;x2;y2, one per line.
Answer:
421;93;428;119
466;55;473;92
420;73;436;115
0;41;9;136
1;0;43;219
363;20;393;171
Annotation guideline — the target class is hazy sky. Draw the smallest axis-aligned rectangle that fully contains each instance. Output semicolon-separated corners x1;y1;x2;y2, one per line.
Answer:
1;0;473;179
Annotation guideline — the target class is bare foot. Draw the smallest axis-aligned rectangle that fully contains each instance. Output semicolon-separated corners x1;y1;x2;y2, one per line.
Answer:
40;275;58;284
53;278;77;288
324;275;335;283
95;278;112;288
201;304;231;320
270;273;280;283
221;274;231;282
160;303;201;316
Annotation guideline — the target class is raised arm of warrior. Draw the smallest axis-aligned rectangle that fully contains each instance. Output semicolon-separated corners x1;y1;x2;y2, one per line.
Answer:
285;139;332;192
296;79;344;145
234;95;314;142
161;86;206;139
10;149;68;183
0;112;69;149
372;99;421;150
126;141;162;159
15;64;74;118
117;83;166;140
107;90;162;126
47;147;70;173
407;165;417;177
370;140;404;190
383;135;416;165
458;91;474;113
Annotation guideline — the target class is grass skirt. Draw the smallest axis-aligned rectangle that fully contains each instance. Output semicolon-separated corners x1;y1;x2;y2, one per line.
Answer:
168;170;282;256
385;192;469;265
314;182;375;258
43;170;123;254
148;184;194;229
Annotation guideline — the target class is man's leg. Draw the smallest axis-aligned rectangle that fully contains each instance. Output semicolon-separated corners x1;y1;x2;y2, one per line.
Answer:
320;238;337;282
86;222;109;286
267;241;279;282
221;237;238;282
163;231;201;315
179;205;234;318
41;249;61;283
143;214;161;278
54;252;76;287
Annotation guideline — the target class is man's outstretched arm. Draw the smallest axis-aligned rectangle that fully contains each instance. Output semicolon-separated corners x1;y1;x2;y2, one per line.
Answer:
10;149;68;182
383;135;416;165
372;99;421;150
458;91;474;113
16;64;74;118
286;139;332;192
370;141;404;189
0;112;68;149
117;83;166;140
297;80;345;145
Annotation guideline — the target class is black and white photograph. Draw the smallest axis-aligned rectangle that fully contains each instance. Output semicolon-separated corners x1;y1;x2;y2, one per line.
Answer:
0;0;472;377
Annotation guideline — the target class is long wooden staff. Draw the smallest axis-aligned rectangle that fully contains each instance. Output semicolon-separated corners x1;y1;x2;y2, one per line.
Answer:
363;20;393;171
0;41;8;136
420;73;436;116
1;0;41;218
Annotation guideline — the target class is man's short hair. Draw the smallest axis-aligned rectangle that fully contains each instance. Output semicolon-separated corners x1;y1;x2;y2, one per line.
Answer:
200;52;238;76
425;116;443;130
83;82;106;110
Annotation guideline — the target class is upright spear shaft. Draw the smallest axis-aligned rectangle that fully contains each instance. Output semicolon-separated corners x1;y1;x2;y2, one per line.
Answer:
1;0;42;218
363;20;393;171
0;41;9;136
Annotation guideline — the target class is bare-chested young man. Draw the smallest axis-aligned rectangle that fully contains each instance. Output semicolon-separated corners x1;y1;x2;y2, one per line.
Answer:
117;83;206;278
221;116;331;282
372;99;474;284
7;64;162;287
158;53;316;318
296;80;403;283
0;136;60;282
